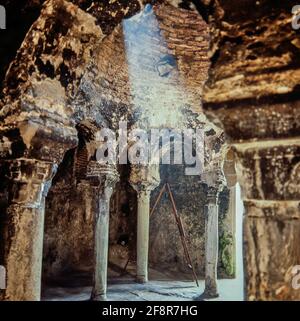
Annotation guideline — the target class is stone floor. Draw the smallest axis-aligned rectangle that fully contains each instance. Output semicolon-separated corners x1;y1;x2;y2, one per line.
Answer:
43;278;243;301
43;266;244;301
43;186;244;302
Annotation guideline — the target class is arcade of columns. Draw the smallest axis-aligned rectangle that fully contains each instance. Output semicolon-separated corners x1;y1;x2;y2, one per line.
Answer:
0;116;228;301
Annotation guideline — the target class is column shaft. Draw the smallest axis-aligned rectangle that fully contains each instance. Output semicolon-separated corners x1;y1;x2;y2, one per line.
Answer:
91;191;111;301
204;202;219;297
136;191;151;283
87;162;119;301
0;159;56;301
5;205;45;300
129;164;160;284
198;172;225;301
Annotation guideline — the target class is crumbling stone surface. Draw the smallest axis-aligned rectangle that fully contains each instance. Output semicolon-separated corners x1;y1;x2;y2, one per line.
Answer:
1;0;102;119
0;0;161;162
198;0;300;300
200;0;300;141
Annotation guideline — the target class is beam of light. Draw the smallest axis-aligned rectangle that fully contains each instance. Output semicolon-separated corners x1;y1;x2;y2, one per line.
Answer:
122;4;206;171
122;4;191;129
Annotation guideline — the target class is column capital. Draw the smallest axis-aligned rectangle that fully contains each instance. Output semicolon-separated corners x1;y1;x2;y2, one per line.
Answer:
86;161;119;197
202;168;226;189
129;164;160;196
206;186;221;205
2;158;57;208
5;158;56;183
202;168;226;204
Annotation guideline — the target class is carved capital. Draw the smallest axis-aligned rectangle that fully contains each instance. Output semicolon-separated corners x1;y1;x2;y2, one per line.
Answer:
4;158;57;208
203;165;226;187
202;167;226;205
129;164;160;196
86;161;119;198
206;186;220;205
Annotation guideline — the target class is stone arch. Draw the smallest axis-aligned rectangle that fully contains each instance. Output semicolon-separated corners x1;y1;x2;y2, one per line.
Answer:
0;0;156;167
0;0;212;158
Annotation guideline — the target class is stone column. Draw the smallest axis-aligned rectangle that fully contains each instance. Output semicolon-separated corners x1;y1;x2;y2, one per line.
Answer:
223;148;238;278
86;162;119;301
198;168;226;300
135;188;151;284
0;159;57;301
203;186;220;298
130;165;160;283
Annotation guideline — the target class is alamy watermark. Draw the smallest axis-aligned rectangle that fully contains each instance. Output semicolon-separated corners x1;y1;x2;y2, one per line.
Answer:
95;122;204;176
0;5;6;30
0;265;6;290
292;5;300;30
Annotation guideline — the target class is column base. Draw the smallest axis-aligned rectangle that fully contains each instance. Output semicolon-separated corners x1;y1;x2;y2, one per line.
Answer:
136;275;148;284
90;293;107;301
195;289;219;301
